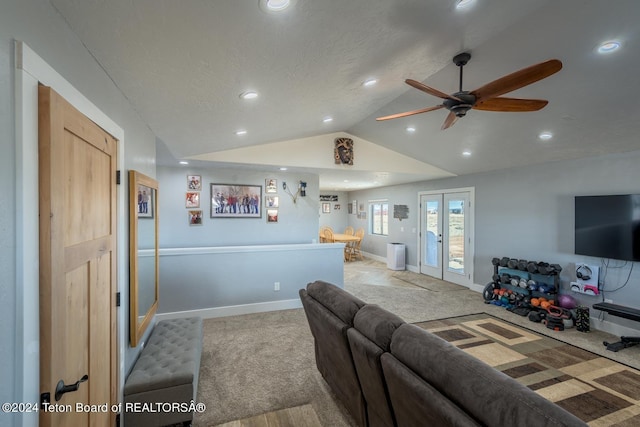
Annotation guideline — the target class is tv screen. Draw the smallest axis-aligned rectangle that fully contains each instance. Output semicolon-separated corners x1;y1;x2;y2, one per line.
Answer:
575;194;640;262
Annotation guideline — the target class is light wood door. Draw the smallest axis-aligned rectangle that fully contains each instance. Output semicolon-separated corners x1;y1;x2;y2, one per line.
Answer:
39;86;118;427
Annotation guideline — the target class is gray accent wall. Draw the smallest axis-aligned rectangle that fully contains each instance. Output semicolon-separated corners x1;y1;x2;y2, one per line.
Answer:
348;149;640;331
2;1;156;424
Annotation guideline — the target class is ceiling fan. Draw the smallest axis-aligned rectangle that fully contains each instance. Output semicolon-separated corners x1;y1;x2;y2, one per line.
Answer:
376;53;562;130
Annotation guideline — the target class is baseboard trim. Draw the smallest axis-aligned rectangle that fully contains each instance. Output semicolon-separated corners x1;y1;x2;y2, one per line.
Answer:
361;251;419;273
156;299;302;321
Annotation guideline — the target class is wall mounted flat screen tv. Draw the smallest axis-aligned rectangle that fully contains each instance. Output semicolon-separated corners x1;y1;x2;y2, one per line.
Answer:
575;194;640;262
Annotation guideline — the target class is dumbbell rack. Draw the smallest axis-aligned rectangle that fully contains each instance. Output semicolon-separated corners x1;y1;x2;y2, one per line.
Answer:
488;258;560;304
495;266;559;301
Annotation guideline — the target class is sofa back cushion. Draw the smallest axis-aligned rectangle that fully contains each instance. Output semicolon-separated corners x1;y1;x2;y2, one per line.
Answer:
381;352;481;427
306;280;365;326
389;324;587;427
348;305;406;427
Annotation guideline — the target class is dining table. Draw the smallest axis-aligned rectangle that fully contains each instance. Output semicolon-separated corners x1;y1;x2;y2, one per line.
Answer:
330;233;361;262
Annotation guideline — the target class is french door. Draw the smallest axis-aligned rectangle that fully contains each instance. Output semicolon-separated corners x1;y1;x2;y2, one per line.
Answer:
419;190;473;286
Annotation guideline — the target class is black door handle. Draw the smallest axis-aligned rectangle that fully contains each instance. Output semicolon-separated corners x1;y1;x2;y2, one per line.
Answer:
55;374;88;401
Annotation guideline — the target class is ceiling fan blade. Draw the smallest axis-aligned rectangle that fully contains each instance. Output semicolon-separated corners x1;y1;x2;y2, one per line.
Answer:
473;97;549;112
470;59;562;102
405;79;463;102
376;105;444;121
441;111;458;130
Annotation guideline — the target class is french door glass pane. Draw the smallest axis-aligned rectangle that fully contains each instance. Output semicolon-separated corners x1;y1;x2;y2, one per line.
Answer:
448;199;465;273
425;200;439;267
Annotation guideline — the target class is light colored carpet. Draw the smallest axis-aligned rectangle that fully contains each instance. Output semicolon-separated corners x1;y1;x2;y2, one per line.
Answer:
214;404;322;427
193;259;640;426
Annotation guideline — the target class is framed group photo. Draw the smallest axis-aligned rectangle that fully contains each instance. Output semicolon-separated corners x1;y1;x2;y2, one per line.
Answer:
137;184;154;218
211;183;262;218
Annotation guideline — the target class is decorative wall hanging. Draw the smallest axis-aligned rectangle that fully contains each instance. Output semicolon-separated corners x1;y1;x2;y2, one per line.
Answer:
137;184;154;218
334;137;354;165
283;181;306;204
393;204;409;221
322;203;331;213
210;183;262;218
188;175;202;191
320;194;338;201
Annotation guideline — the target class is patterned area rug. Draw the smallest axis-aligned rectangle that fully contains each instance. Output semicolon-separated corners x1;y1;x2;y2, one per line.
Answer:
415;313;640;426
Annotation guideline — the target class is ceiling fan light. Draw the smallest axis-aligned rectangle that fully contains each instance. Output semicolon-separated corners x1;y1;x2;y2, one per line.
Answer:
598;40;620;54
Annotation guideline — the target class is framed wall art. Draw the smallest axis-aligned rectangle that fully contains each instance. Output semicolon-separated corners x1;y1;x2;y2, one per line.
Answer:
265;195;279;208
188;210;203;226
186;192;200;208
267;209;278;223
265;179;277;194
137;184;154;218
322;202;331;214
211;183;262;218
188;175;202;191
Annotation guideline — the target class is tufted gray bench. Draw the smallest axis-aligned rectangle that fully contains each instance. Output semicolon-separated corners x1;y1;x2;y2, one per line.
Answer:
123;317;203;427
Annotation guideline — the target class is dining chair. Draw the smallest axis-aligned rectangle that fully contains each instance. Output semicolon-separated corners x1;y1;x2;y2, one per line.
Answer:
352;228;365;261
323;227;335;243
344;226;354;235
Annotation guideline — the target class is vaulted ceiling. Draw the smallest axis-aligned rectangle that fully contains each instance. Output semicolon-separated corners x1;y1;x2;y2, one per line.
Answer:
50;0;640;190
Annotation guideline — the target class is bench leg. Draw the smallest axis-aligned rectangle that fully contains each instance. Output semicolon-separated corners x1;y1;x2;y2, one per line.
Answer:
603;336;640;352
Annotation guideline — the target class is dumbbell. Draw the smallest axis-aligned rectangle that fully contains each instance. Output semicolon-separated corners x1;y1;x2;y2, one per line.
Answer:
527;262;539;274
507;258;519;269
510;276;521;287
517;259;529;271
519;278;528;288
499;257;510;267
500;274;511;284
491;257;501;266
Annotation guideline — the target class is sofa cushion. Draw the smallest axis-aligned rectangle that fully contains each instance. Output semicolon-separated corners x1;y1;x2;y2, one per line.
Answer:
389;324;586;427
306;280;365;326
353;304;405;351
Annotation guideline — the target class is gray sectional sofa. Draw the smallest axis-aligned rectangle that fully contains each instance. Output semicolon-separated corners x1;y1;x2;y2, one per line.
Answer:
299;280;587;427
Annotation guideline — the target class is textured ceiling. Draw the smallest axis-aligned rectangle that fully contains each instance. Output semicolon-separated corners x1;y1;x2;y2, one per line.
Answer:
50;0;640;190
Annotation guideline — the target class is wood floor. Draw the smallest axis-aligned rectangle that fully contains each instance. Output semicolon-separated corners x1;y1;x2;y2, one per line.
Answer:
215;404;322;427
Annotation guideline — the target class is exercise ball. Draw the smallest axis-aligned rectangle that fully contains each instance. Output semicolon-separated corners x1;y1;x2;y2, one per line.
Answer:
557;294;577;309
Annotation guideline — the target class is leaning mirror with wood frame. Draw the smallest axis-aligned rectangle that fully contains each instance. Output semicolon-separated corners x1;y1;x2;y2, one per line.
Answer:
129;170;159;347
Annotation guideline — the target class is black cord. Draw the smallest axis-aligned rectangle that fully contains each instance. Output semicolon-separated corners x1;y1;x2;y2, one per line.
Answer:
602;262;634;294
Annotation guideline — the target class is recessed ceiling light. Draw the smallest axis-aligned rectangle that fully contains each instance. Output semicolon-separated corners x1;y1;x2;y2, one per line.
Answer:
266;0;290;11
462;150;472;157
456;0;475;9
362;78;378;87
179;161;189;165
343;180;349;183
323;117;333;123
235;129;248;136
538;131;553;141
406;127;416;133
598;40;621;54
240;91;258;100
279;167;288;171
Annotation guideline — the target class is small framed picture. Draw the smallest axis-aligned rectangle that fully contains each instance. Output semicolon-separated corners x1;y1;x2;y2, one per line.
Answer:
266;195;279;208
188;210;203;226
186;192;200;208
322;203;331;213
267;209;278;223
137;185;154;218
265;179;277;194
334;204;341;210
187;175;202;191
